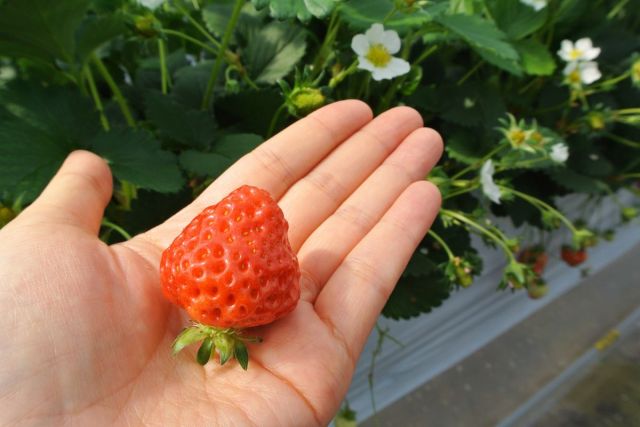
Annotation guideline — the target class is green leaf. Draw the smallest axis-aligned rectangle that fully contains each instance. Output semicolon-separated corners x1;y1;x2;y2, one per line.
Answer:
172;62;213;110
0;0;89;63
339;0;433;34
486;0;548;40
145;91;215;149
545;168;609;194
0;82;100;202
202;0;236;36
197;338;214;365
252;0;337;21
515;39;556;76
383;261;450;320
90;129;185;193
180;151;230;177
171;326;209;355
234;341;249;370
435;13;521;75
244;22;307;84
180;133;263;177
75;14;126;65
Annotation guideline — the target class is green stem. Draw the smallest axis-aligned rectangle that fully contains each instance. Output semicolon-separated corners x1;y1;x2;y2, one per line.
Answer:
175;3;223;50
161;28;218;55
158;38;171;94
450;144;506;181
311;8;341;75
267;103;287;138
617;173;640;180
441;209;516;262
457;61;482;86
413;45;438;66
101;218;132;240
607;0;630;19
428;230;455;260
329;60;359;89
501;186;579;234
616;108;640;115
201;0;245;109
84;66;110;131
442;183;480;200
604;132;640;149
92;55;136;127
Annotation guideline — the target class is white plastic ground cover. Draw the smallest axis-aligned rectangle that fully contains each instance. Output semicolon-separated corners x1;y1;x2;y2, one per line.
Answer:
346;192;640;421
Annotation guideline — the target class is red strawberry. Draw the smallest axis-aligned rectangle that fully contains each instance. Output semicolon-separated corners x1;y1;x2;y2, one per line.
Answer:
160;185;300;368
561;245;588;267
518;246;548;275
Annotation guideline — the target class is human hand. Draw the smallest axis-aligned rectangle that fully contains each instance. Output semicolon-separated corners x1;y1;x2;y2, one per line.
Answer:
0;101;442;426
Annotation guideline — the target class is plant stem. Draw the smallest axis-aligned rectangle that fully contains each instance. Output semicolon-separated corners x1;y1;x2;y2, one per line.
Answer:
616;108;640;115
101;218;132;240
604;132;640;149
501;186;579;235
84;66;110;131
161;29;218;55
413;45;438;66
442;183;480;200
158;38;171;94
329;60;359;89
428;230;455;260
450;144;506;181
175;3;223;50
311;8;341;75
201;0;244;109
267;103;287;138
457;61;482;86
441;209;516;263
91;55;136;127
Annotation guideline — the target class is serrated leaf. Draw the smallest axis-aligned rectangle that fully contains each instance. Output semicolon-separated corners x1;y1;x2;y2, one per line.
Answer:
172;62;213;110
202;0;236;36
0;0;89;64
215;133;263;158
515;39;556;76
244;22;306;84
234;341;249;370
486;0;548;40
383;266;450;320
197;338;214;365
252;0;336;21
145;90;215;149
403;250;435;277
75;14;126;65
435;13;521;75
0;82;100;202
90;129;185;193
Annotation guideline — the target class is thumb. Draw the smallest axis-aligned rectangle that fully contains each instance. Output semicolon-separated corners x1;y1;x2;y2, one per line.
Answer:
25;150;113;235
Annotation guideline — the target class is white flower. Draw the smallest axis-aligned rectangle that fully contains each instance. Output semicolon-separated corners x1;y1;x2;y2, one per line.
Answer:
480;160;502;205
137;0;164;10
563;61;602;86
351;24;410;81
550;143;569;163
0;65;16;81
558;38;601;63
520;0;548;11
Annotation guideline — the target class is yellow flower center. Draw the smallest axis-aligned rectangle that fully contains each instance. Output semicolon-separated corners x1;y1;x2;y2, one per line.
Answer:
365;44;392;68
568;70;582;85
569;49;582;60
507;128;527;146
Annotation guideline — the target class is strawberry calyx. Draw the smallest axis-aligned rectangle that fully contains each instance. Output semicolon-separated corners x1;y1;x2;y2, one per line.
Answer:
171;323;262;369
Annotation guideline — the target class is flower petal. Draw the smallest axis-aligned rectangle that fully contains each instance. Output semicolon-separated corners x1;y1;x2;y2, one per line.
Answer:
381;29;402;54
351;34;370;56
356;57;377;73
575;38;593;52
583;47;601;61
563;62;577;76
558;40;574;61
365;23;386;45
581;62;601;84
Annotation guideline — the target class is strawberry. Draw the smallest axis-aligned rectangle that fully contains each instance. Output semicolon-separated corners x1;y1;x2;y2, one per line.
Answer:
561;245;588;267
518;246;548;275
160;185;300;368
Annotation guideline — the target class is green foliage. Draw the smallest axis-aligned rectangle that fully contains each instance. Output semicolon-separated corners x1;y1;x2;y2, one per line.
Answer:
1;0;639;323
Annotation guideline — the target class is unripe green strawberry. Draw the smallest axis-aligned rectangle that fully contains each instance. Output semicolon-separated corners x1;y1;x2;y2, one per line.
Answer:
160;185;300;368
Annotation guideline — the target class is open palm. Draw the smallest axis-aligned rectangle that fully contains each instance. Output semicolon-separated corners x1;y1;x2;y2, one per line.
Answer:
0;101;442;426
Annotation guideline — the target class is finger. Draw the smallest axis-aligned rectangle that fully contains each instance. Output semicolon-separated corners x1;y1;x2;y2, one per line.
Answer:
24;150;113;235
279;107;424;251
141;100;373;249
314;181;441;357
297;128;443;301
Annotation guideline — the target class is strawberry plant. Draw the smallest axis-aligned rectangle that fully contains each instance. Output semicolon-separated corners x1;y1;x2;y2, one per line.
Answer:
1;0;639;341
